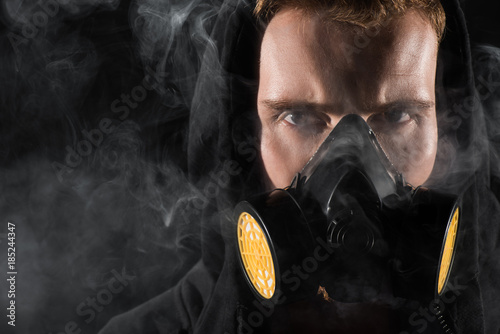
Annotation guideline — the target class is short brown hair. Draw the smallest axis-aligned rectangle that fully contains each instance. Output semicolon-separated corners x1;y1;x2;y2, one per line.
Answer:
255;0;446;42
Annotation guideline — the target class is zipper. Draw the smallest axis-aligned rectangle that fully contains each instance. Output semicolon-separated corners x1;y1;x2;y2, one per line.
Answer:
432;301;454;334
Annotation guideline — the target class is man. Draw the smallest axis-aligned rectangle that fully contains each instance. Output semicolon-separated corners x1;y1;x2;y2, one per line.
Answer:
100;0;500;333
242;1;448;332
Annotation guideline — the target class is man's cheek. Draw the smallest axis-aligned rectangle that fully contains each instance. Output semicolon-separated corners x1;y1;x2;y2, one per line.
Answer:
260;135;294;189
260;133;313;189
404;128;438;185
379;133;437;186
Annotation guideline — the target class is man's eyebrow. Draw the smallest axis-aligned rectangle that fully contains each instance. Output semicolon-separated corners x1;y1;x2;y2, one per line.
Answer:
379;100;436;111
261;99;435;113
261;99;339;112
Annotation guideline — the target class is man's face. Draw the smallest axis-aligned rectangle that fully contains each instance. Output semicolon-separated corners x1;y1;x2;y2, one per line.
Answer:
257;9;439;189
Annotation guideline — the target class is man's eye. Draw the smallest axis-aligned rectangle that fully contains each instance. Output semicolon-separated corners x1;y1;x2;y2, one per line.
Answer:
282;112;327;128
283;112;305;126
369;110;412;127
382;110;411;124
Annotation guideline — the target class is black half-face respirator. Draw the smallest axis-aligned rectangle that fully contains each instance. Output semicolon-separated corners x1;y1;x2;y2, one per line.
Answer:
235;114;460;304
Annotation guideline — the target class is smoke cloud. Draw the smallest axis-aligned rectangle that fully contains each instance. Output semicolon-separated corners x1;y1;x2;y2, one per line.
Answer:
0;1;499;333
0;0;228;333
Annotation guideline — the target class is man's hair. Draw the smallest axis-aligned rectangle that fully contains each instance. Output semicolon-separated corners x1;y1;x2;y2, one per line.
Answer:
254;0;446;42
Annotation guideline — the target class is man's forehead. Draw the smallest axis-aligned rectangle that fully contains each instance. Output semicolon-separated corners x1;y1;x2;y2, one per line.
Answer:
261;8;438;73
258;8;438;111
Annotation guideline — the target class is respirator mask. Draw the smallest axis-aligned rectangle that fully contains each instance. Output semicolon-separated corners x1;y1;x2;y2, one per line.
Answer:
234;114;460;304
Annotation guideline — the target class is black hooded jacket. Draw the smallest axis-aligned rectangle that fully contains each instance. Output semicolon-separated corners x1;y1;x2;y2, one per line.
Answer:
99;0;500;333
